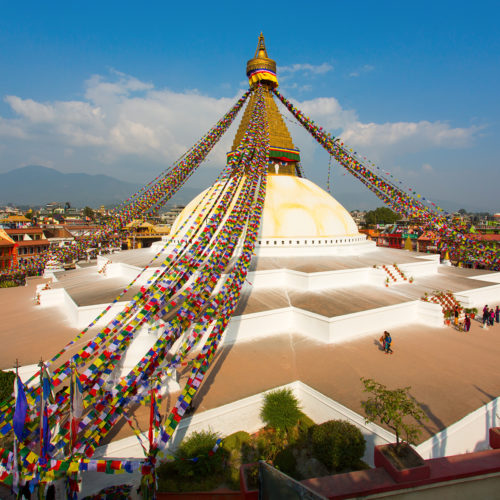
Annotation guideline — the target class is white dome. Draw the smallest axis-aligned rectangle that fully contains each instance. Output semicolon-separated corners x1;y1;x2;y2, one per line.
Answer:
171;175;360;239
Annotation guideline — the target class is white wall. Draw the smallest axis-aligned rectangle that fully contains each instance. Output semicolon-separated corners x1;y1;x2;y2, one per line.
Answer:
455;284;500;308
224;300;444;345
95;380;500;469
417;396;500;459
94;381;395;466
38;286;130;329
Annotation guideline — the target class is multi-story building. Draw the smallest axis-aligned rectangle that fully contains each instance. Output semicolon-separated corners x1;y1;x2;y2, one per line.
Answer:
0;229;16;271
5;228;50;260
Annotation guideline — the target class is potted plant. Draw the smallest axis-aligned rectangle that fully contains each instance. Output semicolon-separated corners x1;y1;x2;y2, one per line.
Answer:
240;462;259;500
444;310;452;326
360;378;429;483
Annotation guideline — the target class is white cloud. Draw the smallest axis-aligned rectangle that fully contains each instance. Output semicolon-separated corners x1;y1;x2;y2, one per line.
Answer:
280;63;333;75
340;120;479;158
0;71;482;184
284;96;480;165
0;72;241;172
349;64;375;78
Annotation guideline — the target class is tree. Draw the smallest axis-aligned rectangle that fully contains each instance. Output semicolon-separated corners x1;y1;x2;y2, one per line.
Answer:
364;207;400;226
360;378;427;454
260;388;302;433
82;206;95;221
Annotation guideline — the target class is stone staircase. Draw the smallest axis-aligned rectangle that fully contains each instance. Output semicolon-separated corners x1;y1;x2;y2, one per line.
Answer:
381;264;410;286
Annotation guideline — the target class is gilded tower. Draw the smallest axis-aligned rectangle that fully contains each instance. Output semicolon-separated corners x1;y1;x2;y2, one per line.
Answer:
228;34;301;176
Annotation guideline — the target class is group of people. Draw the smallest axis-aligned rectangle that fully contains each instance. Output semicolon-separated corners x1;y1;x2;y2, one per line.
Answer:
482;305;500;327
378;304;500;354
380;331;393;354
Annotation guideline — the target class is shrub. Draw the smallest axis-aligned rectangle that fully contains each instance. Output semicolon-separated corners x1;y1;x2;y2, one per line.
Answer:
0;371;15;405
0;281;16;288
177;430;220;459
274;447;297;476
222;431;251;454
311;420;366;471
157;430;228;490
260;388;302;432
0;272;25;287
297;412;315;436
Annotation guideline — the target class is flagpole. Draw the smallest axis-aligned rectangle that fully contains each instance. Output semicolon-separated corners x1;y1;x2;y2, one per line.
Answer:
38;358;44;459
69;361;74;457
13;359;20;497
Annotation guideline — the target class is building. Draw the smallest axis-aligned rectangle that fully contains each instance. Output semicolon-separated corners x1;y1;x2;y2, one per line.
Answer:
0;214;31;228
0;229;16;271
5;227;50;261
159;205;186;227
123;219;170;249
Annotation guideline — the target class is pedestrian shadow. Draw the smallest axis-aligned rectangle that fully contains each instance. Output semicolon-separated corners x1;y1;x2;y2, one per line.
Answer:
373;338;384;352
418;401;447;458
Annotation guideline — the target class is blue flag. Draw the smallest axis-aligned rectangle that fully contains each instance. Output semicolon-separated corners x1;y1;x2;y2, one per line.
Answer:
41;366;53;460
13;376;28;441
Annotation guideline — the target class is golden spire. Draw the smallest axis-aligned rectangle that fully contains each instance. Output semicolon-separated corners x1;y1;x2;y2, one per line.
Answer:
228;35;301;175
246;33;278;89
254;32;269;58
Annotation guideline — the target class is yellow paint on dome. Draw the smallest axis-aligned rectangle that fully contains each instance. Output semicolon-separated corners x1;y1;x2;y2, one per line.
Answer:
171;176;359;239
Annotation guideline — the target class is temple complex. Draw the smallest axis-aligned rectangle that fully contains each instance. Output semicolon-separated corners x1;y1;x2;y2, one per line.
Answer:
1;35;500;497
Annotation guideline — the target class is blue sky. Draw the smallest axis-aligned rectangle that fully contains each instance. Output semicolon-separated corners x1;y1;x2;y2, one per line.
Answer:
0;0;499;211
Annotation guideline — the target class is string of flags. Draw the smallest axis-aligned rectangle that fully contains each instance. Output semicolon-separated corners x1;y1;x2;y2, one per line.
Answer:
273;89;499;270
1;80;498;497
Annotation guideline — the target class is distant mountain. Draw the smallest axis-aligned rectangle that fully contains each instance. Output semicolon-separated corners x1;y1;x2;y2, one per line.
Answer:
0;165;142;207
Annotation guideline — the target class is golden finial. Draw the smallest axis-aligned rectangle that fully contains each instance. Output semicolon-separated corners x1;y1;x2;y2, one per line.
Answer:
246;33;278;88
254;32;269;59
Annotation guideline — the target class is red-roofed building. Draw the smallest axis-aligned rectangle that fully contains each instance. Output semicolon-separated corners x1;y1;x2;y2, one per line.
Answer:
417;231;440;253
5;228;50;260
0;229;16;270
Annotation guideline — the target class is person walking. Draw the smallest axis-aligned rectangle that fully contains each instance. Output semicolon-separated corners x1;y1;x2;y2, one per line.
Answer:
483;306;489;328
383;331;393;354
454;307;459;328
464;314;471;332
496;305;500;324
490;308;495;326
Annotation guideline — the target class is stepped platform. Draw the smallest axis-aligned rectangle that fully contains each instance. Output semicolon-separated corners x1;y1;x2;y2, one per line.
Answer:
0;277;89;369
250;247;434;272
50;270;141;307
234;285;408;317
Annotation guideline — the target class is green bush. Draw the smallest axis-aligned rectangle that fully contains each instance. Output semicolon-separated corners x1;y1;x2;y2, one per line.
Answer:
311;420;366;471
260;388;302;432
0;272;26;287
157;430;229;492
0;281;16;288
274;447;297;476
297;412;315;436
177;430;219;459
0;371;15;405
222;430;251;454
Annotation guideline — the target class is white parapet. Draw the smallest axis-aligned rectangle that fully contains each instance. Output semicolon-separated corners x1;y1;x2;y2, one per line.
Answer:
416;396;500;459
223;299;443;345
94;380;500;468
94;381;395;465
454;283;500;308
